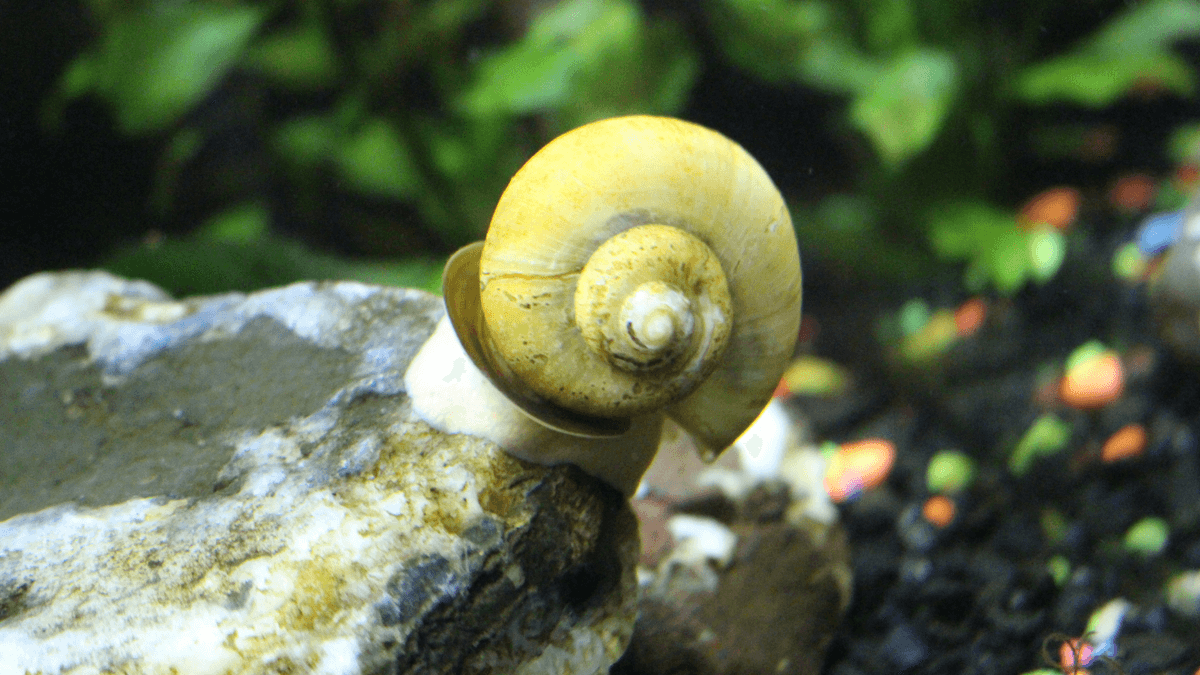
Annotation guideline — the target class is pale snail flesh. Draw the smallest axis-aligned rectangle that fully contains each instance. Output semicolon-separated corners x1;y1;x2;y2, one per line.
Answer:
442;115;801;459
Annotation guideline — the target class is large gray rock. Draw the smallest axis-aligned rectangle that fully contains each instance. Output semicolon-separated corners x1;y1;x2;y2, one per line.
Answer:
0;271;637;675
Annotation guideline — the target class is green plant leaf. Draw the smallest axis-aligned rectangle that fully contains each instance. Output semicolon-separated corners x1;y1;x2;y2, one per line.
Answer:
335;118;421;199
562;15;700;125
1015;51;1194;107
862;0;918;54
457;0;697;127
274;115;339;170
103;235;444;297
848;48;958;167
798;195;937;281
457;43;579;114
244;25;340;91
708;0;840;83
62;3;267;133
927;201;1050;295
927;202;1014;258
457;0;635;116
983;226;1030;295
412;116;525;245
796;38;879;94
1086;0;1200;55
197;202;271;243
1014;0;1200;107
1168;122;1200;165
640;22;701;114
148;127;205;217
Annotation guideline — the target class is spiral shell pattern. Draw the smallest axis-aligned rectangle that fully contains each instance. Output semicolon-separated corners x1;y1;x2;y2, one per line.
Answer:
448;115;801;453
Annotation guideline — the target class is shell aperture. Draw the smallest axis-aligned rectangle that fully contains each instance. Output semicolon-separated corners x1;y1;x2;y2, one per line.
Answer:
442;241;632;438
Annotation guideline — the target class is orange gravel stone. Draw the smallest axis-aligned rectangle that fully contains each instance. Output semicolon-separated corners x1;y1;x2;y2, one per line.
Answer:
1060;352;1124;409
1019;186;1081;231
1108;173;1156;212
1101;423;1148;463
922;495;956;528
954;297;987;337
1176;163;1199;190
1060;638;1095;672
825;439;896;502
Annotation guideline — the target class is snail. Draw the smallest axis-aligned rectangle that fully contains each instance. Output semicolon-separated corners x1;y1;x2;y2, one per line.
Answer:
403;115;801;495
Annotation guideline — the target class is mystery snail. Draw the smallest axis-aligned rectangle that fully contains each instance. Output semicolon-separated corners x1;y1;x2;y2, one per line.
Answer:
404;115;801;495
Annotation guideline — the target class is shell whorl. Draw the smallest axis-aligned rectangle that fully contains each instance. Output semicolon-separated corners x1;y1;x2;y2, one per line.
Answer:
574;224;733;403
444;115;801;453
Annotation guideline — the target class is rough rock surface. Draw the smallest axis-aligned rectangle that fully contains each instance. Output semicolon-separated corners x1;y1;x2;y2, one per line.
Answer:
616;412;853;675
0;271;637;675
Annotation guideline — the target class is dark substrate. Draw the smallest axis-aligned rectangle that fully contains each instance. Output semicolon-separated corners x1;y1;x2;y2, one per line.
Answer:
810;221;1200;674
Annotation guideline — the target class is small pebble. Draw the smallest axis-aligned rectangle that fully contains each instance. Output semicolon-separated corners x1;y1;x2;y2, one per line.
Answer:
1047;555;1070;585
779;355;850;397
1058;638;1094;672
1027;226;1067;283
898;298;931;336
901;310;958;362
1109;172;1157;212
733;398;789;480
1018;186;1081;231
1101;423;1147;463
1175;162;1199;192
926;450;975;493
1111;241;1148;282
1136;210;1184;256
921;495;955;528
1086;597;1131;657
1060;346;1124;410
1010;414;1072;475
881;623;928;671
1117;632;1190;672
954;297;987;337
897;504;939;551
1123;517;1169;556
1165;570;1200;617
666;514;738;567
825;439;896;502
772;378;790;398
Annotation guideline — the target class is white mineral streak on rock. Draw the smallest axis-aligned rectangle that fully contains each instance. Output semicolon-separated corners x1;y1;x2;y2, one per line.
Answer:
666;514;738;567
689;398;836;527
0;271;636;675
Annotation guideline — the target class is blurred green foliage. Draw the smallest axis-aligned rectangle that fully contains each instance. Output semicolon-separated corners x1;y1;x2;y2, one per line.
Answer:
41;0;1200;297
46;0;699;294
50;3;269;134
927;203;1065;295
104;200;444;296
712;0;1200;293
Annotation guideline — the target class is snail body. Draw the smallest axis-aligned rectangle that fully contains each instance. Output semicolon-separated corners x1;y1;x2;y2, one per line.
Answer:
405;115;801;495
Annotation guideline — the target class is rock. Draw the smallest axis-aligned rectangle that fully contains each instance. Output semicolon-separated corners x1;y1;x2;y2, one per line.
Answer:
1149;189;1200;363
623;424;853;675
0;271;637;675
614;514;851;675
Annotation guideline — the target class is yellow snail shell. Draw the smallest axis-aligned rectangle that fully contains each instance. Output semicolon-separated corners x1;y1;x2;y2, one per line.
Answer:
441;115;801;462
